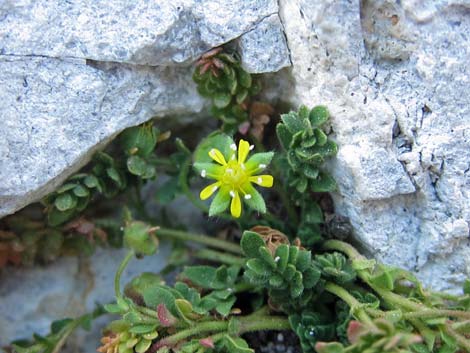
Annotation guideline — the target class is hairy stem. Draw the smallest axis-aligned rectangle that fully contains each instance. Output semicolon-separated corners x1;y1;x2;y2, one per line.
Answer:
153;315;289;349
115;250;135;299
442;325;470;351
193;248;245;266
324;282;374;326
157;227;243;255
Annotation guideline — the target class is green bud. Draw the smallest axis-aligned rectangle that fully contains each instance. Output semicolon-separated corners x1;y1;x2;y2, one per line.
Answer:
123;221;158;256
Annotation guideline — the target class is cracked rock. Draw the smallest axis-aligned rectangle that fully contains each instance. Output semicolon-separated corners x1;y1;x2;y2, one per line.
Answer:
0;0;290;217
280;0;470;292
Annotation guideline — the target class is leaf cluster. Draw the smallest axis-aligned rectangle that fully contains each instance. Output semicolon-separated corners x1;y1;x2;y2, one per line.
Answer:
43;123;160;226
193;48;261;132
241;231;321;312
276;105;337;195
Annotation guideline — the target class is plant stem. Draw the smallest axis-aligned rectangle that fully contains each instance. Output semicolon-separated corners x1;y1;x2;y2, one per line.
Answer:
404;309;470;320
239;316;291;333
453;320;470;333
157;227;243;255
153;315;289;349
194;248;245;266
155;321;229;348
322;240;365;261
324;282;374;326
115;250;135;299
442;325;470;351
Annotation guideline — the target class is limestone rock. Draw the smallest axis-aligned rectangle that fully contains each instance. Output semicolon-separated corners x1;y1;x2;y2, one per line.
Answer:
237;14;291;73
0;56;205;217
0;245;171;350
279;0;470;292
0;0;290;217
0;0;278;66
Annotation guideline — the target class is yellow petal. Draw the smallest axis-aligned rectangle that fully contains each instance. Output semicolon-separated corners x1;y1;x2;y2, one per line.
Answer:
200;182;221;200
238;139;251;164
230;191;242;218
208;148;227;165
249;175;273;188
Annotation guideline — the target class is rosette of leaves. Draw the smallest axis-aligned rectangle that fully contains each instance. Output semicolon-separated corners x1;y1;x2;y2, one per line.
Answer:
276;105;337;194
98;320;159;353
241;230;321;311
181;265;242;316
289;310;336;353
43;123;159;226
193;48;261;132
315;319;422;353
313;252;357;285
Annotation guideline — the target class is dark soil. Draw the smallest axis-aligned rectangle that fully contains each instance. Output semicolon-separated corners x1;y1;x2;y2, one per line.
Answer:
243;330;302;353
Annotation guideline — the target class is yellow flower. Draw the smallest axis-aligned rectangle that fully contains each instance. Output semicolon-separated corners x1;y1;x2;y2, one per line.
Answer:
194;138;274;218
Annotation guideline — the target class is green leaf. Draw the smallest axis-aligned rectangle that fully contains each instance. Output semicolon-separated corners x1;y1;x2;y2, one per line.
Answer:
127;155;148;176
276;123;292;150
314;128;328;146
106;167;125;188
193;133;233;164
54;193;77;211
135;339;152;353
129;324;157;334
243;187;266;214
309;106;329;126
303;202;323;224
72;185;89;198
56;183;78;194
215;296;237;316
311;172;337;192
208;186;231;216
120;124;158;157
143;286;178;316
281;111;308;133
48;207;75;227
245;152;274;171
238;70;252;88
213;93;232;108
246;259;271;275
275;245;289;272
84;175;100;188
182;266;216;288
295;250;312;272
240;231;265;258
223;335;254;353
236;89;248;104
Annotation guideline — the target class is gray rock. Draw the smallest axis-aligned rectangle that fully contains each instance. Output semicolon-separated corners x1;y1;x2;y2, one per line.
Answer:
237;14;291;73
0;244;171;349
0;56;205;217
0;0;291;217
0;0;279;66
279;0;470;292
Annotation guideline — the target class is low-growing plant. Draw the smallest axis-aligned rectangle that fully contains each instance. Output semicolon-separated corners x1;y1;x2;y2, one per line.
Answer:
4;49;470;353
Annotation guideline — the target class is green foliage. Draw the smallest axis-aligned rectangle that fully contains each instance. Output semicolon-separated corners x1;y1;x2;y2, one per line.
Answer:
314;252;356;285
193;48;261;133
276;105;337;195
289;311;336;353
43;123;160;226
315;319;422;353
241;231;321;311
10;310;101;353
123;221;158;256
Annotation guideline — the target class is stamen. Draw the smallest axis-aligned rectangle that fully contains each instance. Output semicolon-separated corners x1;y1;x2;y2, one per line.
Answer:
274;256;280;262
230;143;237;151
212;185;219;192
257;177;262;183
209;149;216;156
201;170;207;178
231;154;236;160
229;191;235;198
249;145;254;151
240;163;246;170
226;168;233;173
244;194;252;200
259;164;266;169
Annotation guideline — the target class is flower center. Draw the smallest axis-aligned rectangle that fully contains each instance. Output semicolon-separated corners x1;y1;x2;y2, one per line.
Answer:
222;160;247;188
